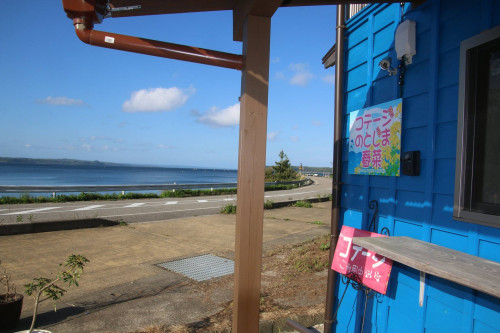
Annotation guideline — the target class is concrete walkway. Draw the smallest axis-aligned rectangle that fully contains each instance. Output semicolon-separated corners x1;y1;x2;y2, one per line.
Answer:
0;201;331;333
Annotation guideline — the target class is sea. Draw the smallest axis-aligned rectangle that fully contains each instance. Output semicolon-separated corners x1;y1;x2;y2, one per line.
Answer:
0;162;238;196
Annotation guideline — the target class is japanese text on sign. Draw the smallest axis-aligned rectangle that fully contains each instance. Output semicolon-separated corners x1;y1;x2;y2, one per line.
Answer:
331;225;393;294
348;99;402;176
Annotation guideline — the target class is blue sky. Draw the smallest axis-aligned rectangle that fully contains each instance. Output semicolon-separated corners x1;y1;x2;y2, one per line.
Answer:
0;2;336;169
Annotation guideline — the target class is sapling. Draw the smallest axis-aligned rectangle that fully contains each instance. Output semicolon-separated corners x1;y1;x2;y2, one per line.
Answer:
0;259;17;302
24;254;89;333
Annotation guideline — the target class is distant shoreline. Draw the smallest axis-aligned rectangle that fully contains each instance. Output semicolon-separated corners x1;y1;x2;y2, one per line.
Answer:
0;157;120;167
0;157;226;170
0;157;331;173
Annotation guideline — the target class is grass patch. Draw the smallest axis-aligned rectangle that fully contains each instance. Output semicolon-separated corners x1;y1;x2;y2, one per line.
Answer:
0;183;306;205
287;234;330;273
264;184;299;191
160;188;237;198
264;200;274;210
293;200;313;208
0;192;159;205
220;203;237;214
308;220;325;225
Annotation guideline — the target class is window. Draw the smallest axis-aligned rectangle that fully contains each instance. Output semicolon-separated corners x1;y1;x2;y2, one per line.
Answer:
454;25;500;228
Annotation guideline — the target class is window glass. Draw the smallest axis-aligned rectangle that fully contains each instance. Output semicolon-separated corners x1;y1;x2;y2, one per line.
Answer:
455;26;500;227
469;41;500;215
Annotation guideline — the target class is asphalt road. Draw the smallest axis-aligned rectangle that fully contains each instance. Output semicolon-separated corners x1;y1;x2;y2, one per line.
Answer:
0;177;332;225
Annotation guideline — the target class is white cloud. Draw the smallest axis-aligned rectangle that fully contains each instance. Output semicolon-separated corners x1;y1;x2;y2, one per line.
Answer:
157;144;173;149
58;144;76;151
275;72;286;80
289;63;313;86
322;74;335;84
37;96;84;106
267;131;279;141
90;136;123;143
24;144;32;148
122;87;191;113
196;103;240;127
81;144;92;151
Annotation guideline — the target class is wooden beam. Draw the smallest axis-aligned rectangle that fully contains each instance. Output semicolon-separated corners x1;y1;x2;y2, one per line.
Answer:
232;15;271;332
281;0;405;6
108;0;412;19
352;236;500;299
233;0;281;41
108;0;233;17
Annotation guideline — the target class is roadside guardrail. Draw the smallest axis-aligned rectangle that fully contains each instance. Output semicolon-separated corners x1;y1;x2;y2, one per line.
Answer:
0;179;312;196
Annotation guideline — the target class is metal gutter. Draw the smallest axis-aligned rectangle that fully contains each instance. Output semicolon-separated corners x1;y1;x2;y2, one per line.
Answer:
62;0;242;70
324;4;345;333
72;19;243;70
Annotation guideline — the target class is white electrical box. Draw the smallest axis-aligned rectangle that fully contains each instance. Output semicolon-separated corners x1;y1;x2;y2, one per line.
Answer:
395;20;416;64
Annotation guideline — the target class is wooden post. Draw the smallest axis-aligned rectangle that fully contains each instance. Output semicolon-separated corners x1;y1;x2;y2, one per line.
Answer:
232;15;271;333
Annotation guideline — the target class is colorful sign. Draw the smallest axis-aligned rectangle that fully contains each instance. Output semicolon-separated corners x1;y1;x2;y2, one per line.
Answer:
331;226;393;294
348;99;402;176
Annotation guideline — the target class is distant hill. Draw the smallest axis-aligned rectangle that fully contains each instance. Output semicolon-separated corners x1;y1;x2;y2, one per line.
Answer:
0;157;231;170
0;157;124;167
293;166;333;174
1;157;330;172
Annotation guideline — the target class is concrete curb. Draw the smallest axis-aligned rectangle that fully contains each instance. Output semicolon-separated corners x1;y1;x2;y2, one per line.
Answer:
0;218;119;236
259;312;324;332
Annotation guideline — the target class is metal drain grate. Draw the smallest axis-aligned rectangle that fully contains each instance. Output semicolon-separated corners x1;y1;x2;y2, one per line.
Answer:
156;254;234;282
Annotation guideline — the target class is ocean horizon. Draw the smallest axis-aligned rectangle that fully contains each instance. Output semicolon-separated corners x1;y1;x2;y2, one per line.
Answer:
0;162;238;187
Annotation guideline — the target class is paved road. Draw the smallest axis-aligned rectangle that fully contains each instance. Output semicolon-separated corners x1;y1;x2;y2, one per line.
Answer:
0;177;332;225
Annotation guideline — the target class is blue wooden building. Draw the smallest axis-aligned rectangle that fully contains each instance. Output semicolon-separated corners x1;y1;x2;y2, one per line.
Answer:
324;0;500;332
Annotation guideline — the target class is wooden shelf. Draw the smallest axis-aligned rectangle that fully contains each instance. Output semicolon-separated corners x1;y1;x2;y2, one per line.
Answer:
352;236;500;299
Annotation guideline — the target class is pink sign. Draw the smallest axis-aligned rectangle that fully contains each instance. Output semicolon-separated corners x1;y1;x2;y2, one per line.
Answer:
331;226;393;294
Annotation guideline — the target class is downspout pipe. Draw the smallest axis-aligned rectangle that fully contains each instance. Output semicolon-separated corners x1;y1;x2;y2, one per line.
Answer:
72;18;243;70
324;4;345;333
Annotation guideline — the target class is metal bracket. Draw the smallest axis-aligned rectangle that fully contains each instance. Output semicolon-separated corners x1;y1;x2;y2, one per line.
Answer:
419;271;426;307
368;200;379;232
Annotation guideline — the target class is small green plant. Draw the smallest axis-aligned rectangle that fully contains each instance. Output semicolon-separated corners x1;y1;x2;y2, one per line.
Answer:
118;219;128;226
0;259;17;302
28;214;34;222
320;243;330;251
24;254;89;333
308;220;325;225
16;215;23;222
293;200;312;208
220;203;237;214
264;200;274;210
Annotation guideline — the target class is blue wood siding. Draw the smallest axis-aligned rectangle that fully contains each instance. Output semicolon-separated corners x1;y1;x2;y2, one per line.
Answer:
334;1;500;332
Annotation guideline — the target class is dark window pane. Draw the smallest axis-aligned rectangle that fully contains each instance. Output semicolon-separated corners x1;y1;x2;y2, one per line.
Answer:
470;41;500;214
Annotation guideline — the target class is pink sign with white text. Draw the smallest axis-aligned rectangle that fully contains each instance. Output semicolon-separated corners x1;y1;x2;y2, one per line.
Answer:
331;226;393;294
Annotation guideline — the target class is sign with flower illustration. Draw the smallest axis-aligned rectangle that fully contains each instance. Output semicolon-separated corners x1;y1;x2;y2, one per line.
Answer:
348;98;402;176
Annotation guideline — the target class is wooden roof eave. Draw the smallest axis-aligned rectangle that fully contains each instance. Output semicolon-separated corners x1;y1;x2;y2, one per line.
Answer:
107;0;412;41
108;0;405;18
106;0;348;18
108;0;234;18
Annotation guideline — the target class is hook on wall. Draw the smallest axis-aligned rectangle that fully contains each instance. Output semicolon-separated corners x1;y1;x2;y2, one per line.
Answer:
368;200;379;232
